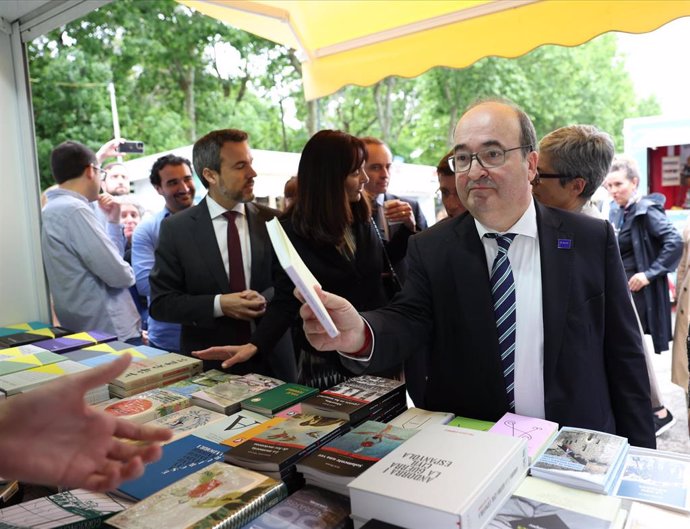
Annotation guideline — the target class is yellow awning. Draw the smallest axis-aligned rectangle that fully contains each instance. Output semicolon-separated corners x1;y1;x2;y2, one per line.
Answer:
180;0;690;100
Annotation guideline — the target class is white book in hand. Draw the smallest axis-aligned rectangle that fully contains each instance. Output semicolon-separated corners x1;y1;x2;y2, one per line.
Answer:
266;218;339;338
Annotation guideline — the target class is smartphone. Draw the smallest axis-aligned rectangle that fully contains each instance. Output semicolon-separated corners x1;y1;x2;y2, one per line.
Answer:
118;141;145;154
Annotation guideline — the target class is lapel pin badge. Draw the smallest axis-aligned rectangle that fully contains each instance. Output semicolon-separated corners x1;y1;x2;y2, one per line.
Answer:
557;238;573;250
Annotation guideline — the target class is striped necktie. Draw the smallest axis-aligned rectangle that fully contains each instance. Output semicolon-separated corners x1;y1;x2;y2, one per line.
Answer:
485;232;517;412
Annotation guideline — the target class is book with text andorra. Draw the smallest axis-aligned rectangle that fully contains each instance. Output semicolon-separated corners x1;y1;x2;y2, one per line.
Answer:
98;387;191;424
0;488;133;529
144;405;227;444
486;475;622;529
297;420;418;496
488;412;559;462
301;375;406;425
199;373;285;414
530;427;629;494
193;409;271;446
107;352;203;393
31;330;117;353
241;485;351;529
266;217;339;339
0;325;71;349
226;413;349;473
64;341;168;367
348;424;529;529
614;446;690;513
241;382;319;416
116;434;229;501
107;462;287;529
387;407;455;430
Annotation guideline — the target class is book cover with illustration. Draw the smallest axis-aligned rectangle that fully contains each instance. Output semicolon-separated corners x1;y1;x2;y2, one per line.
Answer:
108;462;287;529
531;427;629;494
298;420;417;495
100;387;191;424
388;407;455;430
31;330;117;353
227;413;348;472
489;412;559;462
145;405;227;443
117;434;229;501
244;485;351;529
200;373;284;414
0;326;72;349
0;321;50;338
0;488;132;527
0;350;66;376
614;446;690;512
301;375;405;424
193;409;270;445
0;344;45;359
348;425;528;529
241;383;318;416
0;359;92;396
65;340;167;367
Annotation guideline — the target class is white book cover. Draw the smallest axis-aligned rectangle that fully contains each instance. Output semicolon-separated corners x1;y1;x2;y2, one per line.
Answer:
348;424;529;529
192;409;268;444
266;218;339;338
99;388;191;424
623;500;690;529
388;407;455;430
145;405;227;444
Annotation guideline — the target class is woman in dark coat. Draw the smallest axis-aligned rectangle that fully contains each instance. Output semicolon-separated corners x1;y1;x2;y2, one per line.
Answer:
194;130;404;389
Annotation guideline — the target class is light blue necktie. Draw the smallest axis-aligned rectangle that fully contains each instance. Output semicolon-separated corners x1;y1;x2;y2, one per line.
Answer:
485;233;517;412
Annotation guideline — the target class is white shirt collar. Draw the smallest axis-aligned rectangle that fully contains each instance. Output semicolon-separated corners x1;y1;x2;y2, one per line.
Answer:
206;194;245;220
474;199;538;240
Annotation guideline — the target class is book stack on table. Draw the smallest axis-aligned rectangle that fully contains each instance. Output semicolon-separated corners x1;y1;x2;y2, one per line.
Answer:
0;324;72;349
98;387;191;424
190;373;285;415
64;341;168;367
30;330;117;354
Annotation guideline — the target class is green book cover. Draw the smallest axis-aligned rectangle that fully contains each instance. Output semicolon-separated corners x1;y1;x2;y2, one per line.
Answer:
0;350;66;376
448;415;495;431
241;383;319;416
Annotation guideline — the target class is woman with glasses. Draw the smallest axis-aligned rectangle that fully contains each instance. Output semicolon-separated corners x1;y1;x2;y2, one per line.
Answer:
194;130;404;389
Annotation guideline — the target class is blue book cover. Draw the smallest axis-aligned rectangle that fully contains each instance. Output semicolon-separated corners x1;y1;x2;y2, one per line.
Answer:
117;434;228;501
32;330;117;353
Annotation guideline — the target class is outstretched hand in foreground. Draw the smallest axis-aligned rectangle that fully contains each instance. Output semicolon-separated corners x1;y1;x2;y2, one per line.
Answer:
193;343;258;369
0;353;172;491
298;287;368;354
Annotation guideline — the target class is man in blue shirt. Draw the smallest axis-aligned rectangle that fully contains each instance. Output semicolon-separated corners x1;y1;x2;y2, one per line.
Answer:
132;155;195;351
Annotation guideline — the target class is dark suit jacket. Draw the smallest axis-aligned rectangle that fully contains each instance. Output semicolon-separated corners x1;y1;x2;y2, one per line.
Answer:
149;198;296;380
350;200;655;448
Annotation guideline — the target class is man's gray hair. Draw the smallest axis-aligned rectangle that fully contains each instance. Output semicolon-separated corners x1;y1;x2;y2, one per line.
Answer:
539;125;615;200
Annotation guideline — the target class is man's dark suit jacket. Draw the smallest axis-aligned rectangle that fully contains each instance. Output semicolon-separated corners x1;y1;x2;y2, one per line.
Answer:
149;198;296;380
352;200;655;448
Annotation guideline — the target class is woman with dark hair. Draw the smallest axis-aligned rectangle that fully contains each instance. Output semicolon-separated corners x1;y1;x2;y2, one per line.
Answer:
194;130;404;389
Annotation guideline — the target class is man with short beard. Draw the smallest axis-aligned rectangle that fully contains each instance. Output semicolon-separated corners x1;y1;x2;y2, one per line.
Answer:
149;130;295;380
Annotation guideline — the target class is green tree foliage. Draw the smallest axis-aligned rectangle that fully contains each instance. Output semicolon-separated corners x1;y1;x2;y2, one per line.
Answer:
29;0;659;190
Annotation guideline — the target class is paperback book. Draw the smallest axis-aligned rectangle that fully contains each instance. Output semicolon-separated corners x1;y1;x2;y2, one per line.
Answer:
614;446;690;512
0;360;107;401
241;383;318;416
242;485;351;529
144;405;227;444
199;373;285;414
530;427;629;494
192;409;270;445
297;420;418;496
31;330;117;353
107;353;203;396
226;413;349;474
0;344;45;358
117;434;229;501
99;387;191;424
0;320;49;338
488;412;559;462
487;476;622;529
165;369;241;404
387;407;455;430
65;341;167;367
301;375;406;425
0;326;71;349
0;488;132;528
348;424;529;529
107;462;288;529
623;500;690;529
0;350;66;376
447;416;495;431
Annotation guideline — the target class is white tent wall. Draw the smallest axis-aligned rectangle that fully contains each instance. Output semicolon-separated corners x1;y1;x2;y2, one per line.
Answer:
0;0;110;326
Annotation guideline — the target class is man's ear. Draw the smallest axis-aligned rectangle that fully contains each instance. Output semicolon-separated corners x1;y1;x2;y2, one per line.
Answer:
202;168;216;188
571;177;586;197
154;185;164;197
526;150;539;183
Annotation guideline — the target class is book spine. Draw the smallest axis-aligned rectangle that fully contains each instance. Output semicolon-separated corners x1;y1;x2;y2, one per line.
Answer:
465;444;529;529
211;481;288;529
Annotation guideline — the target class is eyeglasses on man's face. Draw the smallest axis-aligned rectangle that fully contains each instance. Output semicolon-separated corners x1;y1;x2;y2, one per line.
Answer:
448;145;532;173
531;171;570;186
90;163;107;180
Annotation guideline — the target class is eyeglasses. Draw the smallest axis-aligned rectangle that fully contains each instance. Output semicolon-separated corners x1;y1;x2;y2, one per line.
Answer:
90;164;107;180
448;145;532;173
531;171;570;186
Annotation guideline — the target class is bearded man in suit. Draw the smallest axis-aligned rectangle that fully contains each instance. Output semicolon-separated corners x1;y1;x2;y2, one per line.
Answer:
302;99;655;448
149;129;295;380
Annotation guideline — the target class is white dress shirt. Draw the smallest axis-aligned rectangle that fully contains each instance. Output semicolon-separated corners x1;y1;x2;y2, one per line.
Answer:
475;199;545;418
206;196;252;318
